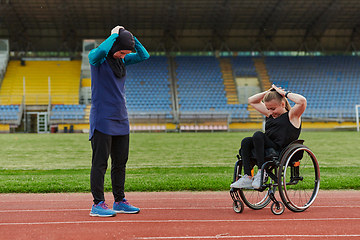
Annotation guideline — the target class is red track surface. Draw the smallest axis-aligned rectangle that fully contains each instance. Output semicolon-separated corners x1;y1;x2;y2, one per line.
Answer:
1;190;360;239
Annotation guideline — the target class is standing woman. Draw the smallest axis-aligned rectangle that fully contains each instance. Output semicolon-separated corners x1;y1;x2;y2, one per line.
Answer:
230;84;307;189
88;26;149;217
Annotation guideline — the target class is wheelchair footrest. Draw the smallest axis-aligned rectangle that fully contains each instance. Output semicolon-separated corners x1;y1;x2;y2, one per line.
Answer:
230;188;241;202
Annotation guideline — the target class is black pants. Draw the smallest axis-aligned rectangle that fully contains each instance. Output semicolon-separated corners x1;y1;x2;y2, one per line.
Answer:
90;130;129;204
240;131;280;176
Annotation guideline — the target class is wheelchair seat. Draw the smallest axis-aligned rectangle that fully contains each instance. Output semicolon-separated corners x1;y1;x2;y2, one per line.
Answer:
250;148;279;162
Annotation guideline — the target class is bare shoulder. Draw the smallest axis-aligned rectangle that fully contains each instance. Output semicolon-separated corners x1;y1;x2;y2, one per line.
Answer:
289;115;301;129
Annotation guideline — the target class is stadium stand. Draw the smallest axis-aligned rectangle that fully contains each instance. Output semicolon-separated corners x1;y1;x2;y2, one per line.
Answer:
175;56;249;120
0;104;21;122
0;60;81;105
50;104;86;121
125;56;173;119
230;56;257;77
1;54;360;132
265;56;360;120
0;104;22;133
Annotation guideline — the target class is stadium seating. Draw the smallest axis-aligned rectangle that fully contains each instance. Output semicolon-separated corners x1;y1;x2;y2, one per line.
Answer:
175;56;249;119
2;54;360;130
265;56;360;119
0;105;20;121
230;56;258;77
0;60;81;105
50;104;86;121
125;56;173;119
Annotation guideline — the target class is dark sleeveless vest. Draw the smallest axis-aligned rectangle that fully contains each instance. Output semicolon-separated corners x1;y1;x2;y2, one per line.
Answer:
265;112;301;148
89;60;129;139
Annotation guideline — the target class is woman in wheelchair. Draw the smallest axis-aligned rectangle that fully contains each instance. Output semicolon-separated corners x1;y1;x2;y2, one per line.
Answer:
230;84;307;189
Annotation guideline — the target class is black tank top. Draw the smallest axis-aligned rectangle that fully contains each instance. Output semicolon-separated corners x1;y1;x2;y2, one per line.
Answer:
265;112;301;148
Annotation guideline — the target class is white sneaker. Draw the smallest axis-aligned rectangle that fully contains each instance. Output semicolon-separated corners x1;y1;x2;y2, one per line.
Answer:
252;171;267;189
230;175;253;189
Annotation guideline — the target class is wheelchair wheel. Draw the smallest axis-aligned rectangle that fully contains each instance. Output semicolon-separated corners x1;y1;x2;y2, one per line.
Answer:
232;200;244;213
270;201;285;215
239;166;275;210
278;144;320;212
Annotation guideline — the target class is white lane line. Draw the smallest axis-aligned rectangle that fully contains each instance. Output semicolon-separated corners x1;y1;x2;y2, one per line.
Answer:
0;207;228;213
0;198;228;202
0;197;359;203
0;205;359;213
0;198;359;203
0;194;359;203
135;234;360;239
1;217;360;226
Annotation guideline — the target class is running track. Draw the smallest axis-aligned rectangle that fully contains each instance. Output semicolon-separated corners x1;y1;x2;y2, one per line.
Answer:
0;191;359;239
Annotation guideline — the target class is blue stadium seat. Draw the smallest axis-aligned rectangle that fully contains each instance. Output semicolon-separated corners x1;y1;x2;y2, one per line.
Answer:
125;56;173;118
175;56;249;117
265;56;360;119
51;104;86;120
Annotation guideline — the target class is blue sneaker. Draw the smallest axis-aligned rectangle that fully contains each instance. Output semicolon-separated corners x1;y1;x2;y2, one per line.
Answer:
90;201;117;217
113;198;140;214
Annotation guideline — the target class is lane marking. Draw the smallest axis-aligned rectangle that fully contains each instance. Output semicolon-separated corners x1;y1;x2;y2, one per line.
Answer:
0;195;359;203
1;217;360;226
0;207;228;213
1;205;360;213
135;234;360;239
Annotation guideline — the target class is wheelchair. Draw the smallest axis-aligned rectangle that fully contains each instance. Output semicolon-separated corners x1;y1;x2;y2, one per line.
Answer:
230;140;320;215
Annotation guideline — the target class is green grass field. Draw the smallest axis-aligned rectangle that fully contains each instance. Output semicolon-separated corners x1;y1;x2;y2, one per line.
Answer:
0;131;360;193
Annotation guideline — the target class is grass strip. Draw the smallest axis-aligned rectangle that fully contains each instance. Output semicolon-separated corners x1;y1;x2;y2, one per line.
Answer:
1;166;359;193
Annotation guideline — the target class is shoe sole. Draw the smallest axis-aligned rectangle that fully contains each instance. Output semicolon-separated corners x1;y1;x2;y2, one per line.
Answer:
89;213;117;217
113;209;140;214
230;184;253;189
233;187;255;189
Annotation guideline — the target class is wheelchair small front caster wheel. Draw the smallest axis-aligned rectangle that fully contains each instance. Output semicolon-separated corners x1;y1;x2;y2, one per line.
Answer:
233;200;244;213
271;201;285;215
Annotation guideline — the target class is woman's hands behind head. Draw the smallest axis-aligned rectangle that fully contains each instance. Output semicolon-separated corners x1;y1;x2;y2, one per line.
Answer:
111;26;124;35
271;84;286;97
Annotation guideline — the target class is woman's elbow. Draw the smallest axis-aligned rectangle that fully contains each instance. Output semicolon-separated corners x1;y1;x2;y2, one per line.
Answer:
248;97;254;105
299;97;307;108
143;51;150;60
301;97;307;105
88;48;107;65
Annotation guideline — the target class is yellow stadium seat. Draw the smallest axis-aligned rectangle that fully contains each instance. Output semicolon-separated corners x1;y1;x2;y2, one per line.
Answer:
81;78;91;87
0;60;81;105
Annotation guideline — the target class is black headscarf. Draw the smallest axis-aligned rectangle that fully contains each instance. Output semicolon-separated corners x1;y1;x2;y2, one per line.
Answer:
106;28;135;78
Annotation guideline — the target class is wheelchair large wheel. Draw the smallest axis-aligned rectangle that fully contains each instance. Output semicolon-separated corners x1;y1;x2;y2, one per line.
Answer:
239;165;275;210
278;144;320;212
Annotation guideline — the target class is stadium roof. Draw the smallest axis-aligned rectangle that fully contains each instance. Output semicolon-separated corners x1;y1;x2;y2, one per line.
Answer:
1;0;360;53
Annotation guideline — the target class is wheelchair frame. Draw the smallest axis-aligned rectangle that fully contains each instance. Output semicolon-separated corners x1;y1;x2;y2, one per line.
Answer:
230;140;320;215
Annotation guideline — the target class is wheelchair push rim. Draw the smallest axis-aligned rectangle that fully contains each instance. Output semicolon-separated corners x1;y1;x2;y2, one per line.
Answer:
239;187;273;210
279;146;320;212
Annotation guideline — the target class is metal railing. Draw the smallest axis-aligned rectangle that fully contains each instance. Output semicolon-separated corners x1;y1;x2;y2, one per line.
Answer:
303;109;357;122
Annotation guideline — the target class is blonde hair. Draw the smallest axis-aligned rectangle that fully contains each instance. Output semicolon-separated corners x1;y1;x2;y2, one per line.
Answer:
263;90;291;111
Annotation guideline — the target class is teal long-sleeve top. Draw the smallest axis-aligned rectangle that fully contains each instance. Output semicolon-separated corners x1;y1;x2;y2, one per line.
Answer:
89;33;150;66
88;33;149;139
